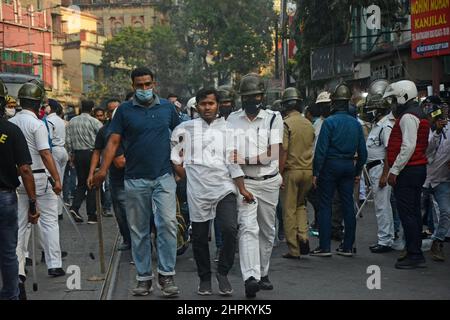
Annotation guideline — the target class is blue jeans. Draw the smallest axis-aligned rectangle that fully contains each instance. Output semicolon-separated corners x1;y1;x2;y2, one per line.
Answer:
125;173;178;281
431;182;450;242
318;159;357;251
110;181;131;246
0;191;19;300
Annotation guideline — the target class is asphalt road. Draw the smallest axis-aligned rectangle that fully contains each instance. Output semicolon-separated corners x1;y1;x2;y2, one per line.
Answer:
109;201;450;300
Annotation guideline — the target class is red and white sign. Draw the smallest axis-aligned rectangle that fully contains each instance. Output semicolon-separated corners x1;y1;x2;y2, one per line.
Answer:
411;0;450;59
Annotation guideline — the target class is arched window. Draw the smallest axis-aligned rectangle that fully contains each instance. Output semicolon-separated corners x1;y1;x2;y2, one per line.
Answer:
112;21;123;36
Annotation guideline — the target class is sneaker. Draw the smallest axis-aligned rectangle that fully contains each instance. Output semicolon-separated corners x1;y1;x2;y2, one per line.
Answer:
87;215;98;225
299;240;310;255
258;276;273;290
395;257;426;269
70;209;83;223
336;246;353;257
244;277;259;298
132;280;152;296
431;240;445;262
118;242;131;251
310;247;332;257
197;279;212;296
48;268;66;277
157;274;180;297
102;210;113;218
216;273;233;296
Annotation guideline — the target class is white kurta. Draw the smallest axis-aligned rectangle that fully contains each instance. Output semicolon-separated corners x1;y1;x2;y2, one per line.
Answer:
171;117;243;223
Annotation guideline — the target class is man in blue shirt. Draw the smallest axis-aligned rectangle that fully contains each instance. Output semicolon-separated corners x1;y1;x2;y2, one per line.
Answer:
93;67;181;297
311;83;367;257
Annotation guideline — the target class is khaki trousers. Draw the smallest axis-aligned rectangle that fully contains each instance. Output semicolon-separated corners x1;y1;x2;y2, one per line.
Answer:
281;169;312;256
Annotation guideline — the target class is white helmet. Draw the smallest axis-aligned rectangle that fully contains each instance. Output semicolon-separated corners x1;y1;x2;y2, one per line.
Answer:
316;91;331;104
382;80;418;105
186;97;197;118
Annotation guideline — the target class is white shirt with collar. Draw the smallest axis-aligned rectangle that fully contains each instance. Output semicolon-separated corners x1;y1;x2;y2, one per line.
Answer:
46;113;66;147
9;109;50;171
367;112;396;163
227;108;283;178
171;117;244;223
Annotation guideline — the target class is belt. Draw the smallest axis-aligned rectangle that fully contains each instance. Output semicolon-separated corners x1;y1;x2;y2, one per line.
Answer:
0;187;15;193
32;169;46;174
244;173;278;181
366;160;383;171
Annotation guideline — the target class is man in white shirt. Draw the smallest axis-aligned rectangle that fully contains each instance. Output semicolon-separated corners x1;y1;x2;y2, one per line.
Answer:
384;80;430;269
9;83;64;278
363;80;396;253
227;74;283;298
45;99;68;219
171;88;254;297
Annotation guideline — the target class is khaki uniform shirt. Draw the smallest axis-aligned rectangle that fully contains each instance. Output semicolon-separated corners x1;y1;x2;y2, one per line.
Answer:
283;111;315;171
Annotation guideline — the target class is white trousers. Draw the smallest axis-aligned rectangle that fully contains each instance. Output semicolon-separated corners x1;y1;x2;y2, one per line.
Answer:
52;146;68;216
237;174;281;281
17;173;62;277
369;163;395;247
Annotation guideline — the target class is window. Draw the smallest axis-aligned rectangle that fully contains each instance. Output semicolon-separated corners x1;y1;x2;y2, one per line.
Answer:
112;21;123;36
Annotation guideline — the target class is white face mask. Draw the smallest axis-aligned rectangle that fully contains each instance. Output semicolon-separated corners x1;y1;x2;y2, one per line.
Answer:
5;108;16;117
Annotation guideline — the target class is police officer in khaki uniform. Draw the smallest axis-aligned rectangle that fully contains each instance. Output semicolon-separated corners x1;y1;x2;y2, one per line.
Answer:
279;88;315;258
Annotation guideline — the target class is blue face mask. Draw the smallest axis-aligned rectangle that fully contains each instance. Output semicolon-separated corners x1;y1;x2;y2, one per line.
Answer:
135;89;154;103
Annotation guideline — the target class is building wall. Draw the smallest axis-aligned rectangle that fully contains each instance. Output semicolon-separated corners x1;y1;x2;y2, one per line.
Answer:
1;0;53;87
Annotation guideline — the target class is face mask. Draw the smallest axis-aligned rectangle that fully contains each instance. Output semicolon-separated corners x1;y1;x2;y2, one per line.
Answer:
5;108;16;117
242;99;262;115
219;106;233;118
135;89;154;104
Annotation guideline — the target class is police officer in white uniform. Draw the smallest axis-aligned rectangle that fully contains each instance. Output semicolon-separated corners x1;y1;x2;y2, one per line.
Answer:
363;80;397;253
10;83;65;278
45;99;68;218
227;73;283;299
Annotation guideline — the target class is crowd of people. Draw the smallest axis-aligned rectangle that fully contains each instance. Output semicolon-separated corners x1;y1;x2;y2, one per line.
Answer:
0;67;449;300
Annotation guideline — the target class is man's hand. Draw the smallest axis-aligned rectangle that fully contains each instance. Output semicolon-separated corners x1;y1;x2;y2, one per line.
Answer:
28;200;40;224
230;150;246;165
240;188;255;204
52;179;62;195
312;176;318;189
435;119;448;134
280;177;285;190
354;176;361;185
379;173;388;188
87;174;94;190
388;173;397;187
93;169;107;188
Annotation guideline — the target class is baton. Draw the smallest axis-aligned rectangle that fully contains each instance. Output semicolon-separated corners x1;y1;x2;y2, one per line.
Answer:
30;223;38;291
95;187;106;274
48;177;95;260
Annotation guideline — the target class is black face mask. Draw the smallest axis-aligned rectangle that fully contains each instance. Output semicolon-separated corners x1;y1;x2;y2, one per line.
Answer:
242;99;262;115
219;107;233;118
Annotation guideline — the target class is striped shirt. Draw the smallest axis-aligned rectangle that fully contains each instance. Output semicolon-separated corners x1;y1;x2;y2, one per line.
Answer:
66;113;103;153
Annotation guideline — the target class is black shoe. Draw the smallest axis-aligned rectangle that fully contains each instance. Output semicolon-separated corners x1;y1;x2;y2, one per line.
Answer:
369;243;378;249
25;258;33;267
70;209;84;223
282;253;300;259
310;247;332;257
48;268;66;277
18;276;27;300
87;215;98;225
370;244;393;253
258;276;273;290
244;277;260;298
41;251;68;263
395;257;426;269
299;240;310;255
